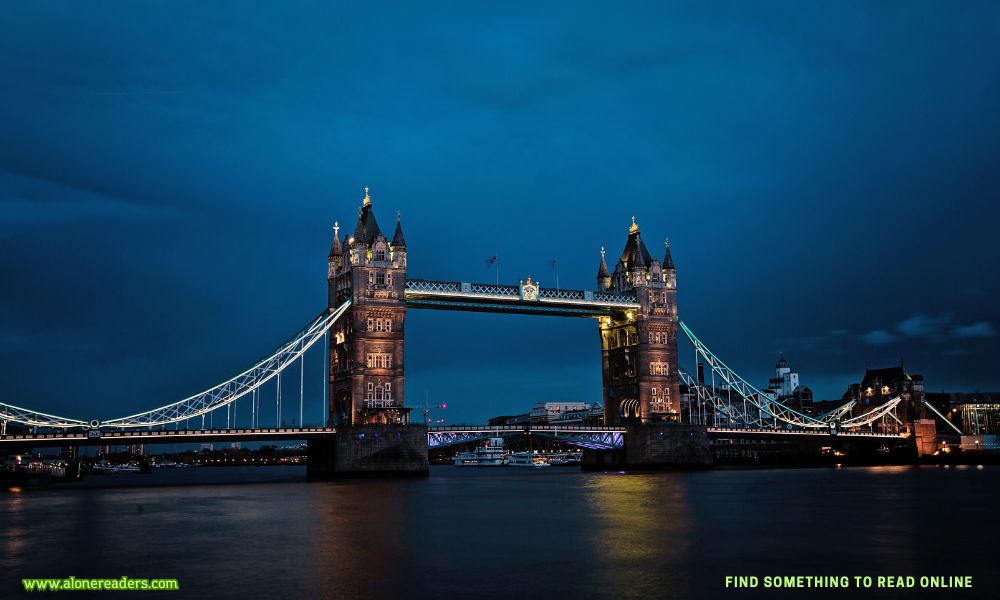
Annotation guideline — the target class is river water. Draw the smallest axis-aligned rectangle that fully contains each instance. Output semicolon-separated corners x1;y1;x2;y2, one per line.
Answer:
2;465;997;599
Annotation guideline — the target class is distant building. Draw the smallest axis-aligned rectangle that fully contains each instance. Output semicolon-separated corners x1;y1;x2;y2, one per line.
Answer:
531;401;594;424
841;363;925;428
763;354;814;415
923;391;1000;436
487;402;604;427
951;392;1000;435
487;414;529;427
550;403;604;425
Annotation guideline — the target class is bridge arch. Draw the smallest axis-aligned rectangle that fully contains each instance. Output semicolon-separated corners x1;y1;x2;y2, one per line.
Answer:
620;398;640;420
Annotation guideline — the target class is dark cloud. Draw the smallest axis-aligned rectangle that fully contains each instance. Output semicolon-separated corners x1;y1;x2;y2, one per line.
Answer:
952;322;997;339
2;1;999;423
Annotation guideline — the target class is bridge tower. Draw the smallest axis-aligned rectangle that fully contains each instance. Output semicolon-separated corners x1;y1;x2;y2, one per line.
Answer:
327;187;411;426
597;218;680;425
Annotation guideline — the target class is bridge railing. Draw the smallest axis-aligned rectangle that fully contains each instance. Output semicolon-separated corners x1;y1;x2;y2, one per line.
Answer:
428;424;627;432
406;279;639;307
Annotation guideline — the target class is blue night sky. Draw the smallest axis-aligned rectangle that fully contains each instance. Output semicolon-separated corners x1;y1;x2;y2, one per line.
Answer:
2;2;998;425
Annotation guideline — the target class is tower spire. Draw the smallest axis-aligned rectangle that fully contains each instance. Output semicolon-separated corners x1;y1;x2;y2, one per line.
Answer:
329;220;343;261
596;246;611;290
392;210;407;248
363;186;371;207
662;238;675;270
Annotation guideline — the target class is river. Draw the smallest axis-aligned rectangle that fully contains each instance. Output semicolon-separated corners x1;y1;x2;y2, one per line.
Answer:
2;465;996;599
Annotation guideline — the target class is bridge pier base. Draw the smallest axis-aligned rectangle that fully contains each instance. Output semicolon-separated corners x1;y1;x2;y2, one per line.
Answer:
582;425;713;470
306;425;429;479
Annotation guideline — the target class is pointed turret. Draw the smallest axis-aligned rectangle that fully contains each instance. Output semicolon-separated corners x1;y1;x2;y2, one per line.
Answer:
597;246;611;290
352;186;382;245
392;211;407;248
662;238;675;271
619;216;654;271
329;221;342;258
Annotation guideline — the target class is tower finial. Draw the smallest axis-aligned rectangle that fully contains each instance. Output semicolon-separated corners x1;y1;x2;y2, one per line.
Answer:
665;238;670;249
333;221;340;238
397;210;401;223
363;186;371;207
600;246;606;259
629;215;639;234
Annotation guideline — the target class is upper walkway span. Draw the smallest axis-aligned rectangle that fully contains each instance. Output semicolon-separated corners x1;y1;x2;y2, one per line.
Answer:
404;279;640;317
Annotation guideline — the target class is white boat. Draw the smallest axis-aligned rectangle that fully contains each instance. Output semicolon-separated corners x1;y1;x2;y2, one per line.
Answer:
547;452;582;466
454;437;507;466
91;461;141;474
506;451;550;468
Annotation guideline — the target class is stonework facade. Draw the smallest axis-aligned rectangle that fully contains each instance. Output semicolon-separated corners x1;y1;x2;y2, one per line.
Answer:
597;218;681;424
327;188;411;426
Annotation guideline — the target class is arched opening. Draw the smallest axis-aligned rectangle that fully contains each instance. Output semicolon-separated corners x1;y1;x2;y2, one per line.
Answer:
619;398;640;420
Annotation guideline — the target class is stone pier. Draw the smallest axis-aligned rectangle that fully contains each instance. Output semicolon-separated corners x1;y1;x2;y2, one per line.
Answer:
583;425;714;470
307;425;429;479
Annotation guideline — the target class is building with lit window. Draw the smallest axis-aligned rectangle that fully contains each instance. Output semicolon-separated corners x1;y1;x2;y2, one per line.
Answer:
327;188;411;425
762;353;814;415
840;363;926;434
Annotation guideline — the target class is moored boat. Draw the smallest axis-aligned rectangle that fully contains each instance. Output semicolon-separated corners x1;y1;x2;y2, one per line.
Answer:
506;451;550;467
453;437;507;466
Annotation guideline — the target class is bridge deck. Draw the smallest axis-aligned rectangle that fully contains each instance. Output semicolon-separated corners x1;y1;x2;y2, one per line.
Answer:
0;427;338;447
405;279;639;317
707;427;905;439
0;424;906;449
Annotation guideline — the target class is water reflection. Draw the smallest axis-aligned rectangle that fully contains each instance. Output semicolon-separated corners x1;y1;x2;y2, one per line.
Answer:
1;465;997;599
585;473;694;598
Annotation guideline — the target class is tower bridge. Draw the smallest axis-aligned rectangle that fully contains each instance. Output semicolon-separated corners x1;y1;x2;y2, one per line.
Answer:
0;187;914;476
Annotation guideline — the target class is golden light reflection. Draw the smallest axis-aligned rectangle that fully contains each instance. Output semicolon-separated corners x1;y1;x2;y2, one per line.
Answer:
584;474;692;595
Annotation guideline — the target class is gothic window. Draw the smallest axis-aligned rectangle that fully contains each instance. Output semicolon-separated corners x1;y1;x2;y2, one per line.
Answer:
368;272;375;285
650;387;671;413
375;248;386;261
368;318;394;332
366;353;392;368
376;272;386;285
650;362;669;375
386;272;392;285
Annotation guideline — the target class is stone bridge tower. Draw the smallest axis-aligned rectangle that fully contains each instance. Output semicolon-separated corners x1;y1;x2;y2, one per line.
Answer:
597;218;680;425
327;188;411;426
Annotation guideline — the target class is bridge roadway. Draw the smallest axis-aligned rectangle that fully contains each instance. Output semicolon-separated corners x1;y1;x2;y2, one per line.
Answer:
0;427;340;447
0;424;903;449
706;427;905;439
0;425;629;449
